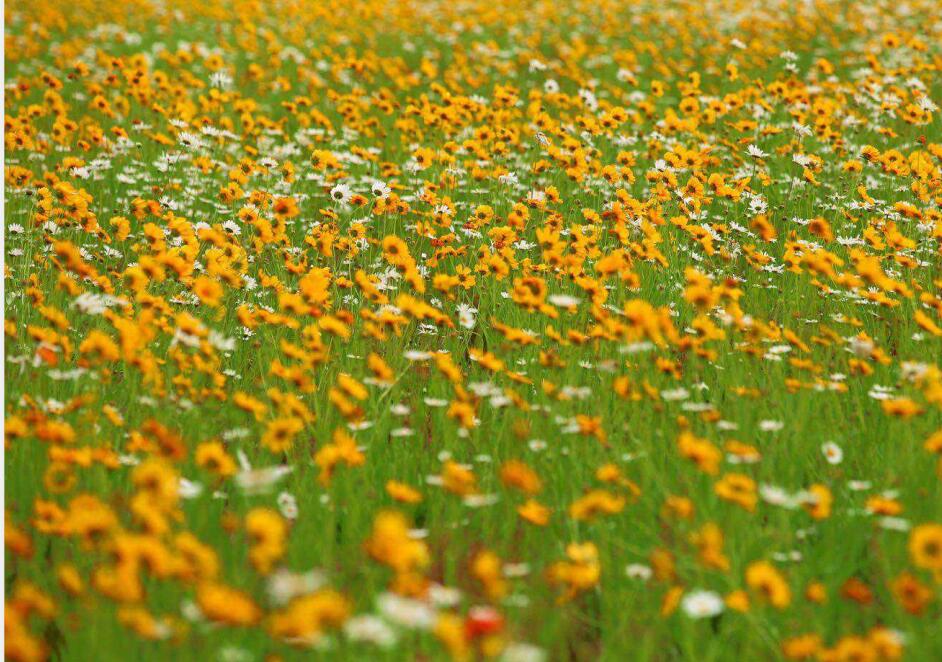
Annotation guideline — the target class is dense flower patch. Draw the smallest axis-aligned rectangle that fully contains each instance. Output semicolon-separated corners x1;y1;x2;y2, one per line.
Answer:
4;0;942;659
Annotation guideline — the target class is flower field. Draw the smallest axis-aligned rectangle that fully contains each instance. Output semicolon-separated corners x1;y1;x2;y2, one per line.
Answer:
4;0;942;659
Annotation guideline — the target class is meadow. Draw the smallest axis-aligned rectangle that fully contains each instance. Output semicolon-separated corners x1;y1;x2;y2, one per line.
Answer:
4;0;942;659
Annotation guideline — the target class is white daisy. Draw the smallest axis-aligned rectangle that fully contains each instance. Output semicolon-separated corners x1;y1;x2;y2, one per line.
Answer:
371;180;391;197
330;183;353;204
681;590;725;619
747;144;768;159
821;441;844;465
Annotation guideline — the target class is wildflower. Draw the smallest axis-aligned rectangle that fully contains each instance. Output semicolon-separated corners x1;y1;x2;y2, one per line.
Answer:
344;615;397;647
569;490;625;521
546;543;600;601
690;523;730;571
386;480;423;504
908;523;942;570
517;499;551;526
500;460;542;494
330;184;353;204
803;484;833;519
365;510;429;577
677;432;722;475
377;592;435;628
715;473;758;512
314;428;365;485
268;590;350;646
891;572;932;615
681;590;725;619
195;583;261;626
245;508;287;574
745;561;791;609
821;441;843;465
277;492;299;520
262;417;304;453
195;441;237;477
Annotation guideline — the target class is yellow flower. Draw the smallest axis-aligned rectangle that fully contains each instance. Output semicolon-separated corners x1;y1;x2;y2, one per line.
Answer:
714;473;757;512
677;431;722;475
546;543;600;601
262;416;304;453
364;510;429;576
517;499;551;526
386;480;422;504
196;582;261;626
803;484;832;519
472;550;507;600
569;490;625;521
499;460;542;495
314;428;365;485
439;460;478;496
268;590;350;645
908;523;942;571
245;508;287;575
195;440;237;477
192;275;223;306
745;561;791;609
